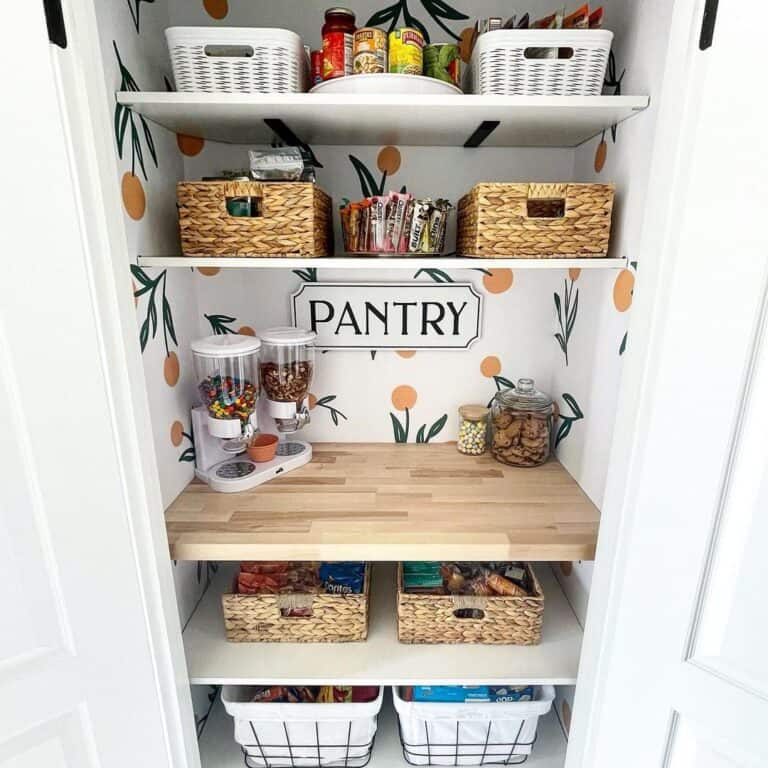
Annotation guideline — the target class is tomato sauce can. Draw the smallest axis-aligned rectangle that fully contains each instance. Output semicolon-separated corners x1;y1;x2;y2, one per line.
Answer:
388;27;425;75
353;27;387;74
310;50;323;86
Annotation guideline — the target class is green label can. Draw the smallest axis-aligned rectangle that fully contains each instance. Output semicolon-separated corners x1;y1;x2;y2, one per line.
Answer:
388;27;425;75
424;43;461;86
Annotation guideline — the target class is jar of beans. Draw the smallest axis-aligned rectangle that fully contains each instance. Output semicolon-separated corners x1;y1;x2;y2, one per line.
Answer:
490;378;554;467
457;404;489;455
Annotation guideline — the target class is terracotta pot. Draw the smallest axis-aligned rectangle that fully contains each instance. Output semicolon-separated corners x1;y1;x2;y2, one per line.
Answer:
247;433;278;462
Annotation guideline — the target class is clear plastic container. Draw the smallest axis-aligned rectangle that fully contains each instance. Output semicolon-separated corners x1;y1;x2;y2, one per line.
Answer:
457;404;488;455
191;334;261;439
490;378;554;467
259;327;316;432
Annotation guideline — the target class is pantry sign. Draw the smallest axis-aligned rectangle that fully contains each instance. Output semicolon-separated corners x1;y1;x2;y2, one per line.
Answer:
291;282;482;350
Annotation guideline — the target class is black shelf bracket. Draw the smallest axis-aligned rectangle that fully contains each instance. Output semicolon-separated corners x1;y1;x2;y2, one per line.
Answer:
464;121;501;148
263;118;323;167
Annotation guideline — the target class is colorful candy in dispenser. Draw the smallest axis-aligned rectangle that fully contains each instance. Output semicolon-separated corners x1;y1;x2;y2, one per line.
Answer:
191;334;261;439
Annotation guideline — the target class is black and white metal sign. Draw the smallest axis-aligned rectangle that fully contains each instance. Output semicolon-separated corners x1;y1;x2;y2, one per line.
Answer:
291;282;482;350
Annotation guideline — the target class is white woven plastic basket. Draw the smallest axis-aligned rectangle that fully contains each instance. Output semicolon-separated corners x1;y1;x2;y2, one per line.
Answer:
464;30;613;96
221;686;384;768
393;686;555;766
165;27;309;94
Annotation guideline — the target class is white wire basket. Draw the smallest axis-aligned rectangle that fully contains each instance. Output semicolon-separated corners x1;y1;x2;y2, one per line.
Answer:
393;686;555;766
222;686;384;767
464;30;613;96
165;27;309;94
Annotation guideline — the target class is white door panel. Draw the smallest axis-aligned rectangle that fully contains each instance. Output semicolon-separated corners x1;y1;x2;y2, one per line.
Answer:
0;3;190;767
574;0;768;765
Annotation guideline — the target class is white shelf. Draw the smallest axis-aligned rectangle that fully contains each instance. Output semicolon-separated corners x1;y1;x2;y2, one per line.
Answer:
117;92;649;148
199;688;568;768
184;565;582;686
139;255;626;270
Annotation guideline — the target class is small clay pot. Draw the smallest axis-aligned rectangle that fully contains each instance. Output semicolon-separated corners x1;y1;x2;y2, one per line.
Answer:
247;433;278;462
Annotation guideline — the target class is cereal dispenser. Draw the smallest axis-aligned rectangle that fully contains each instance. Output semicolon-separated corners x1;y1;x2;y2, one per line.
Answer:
189;333;312;493
258;327;316;433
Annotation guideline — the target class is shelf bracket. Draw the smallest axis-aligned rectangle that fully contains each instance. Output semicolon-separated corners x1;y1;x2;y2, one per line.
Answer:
464;121;500;148
263;119;323;167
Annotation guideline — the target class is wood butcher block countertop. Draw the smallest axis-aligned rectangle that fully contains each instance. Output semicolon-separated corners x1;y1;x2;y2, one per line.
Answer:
165;443;600;561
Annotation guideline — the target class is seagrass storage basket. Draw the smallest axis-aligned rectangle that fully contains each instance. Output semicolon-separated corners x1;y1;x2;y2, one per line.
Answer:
177;180;333;257
397;563;544;645
222;564;371;642
457;182;614;258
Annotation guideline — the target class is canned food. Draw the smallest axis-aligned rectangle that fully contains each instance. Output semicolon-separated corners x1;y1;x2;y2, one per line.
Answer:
424;43;461;86
388;27;425;75
353;27;387;74
310;50;323;85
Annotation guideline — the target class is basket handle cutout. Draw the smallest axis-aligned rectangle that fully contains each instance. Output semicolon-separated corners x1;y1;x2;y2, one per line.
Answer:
523;46;574;59
276;593;315;619
203;44;254;58
526;199;566;219
225;196;263;218
452;608;486;620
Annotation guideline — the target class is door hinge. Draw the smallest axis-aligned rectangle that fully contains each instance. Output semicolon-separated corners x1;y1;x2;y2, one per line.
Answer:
699;0;719;50
43;0;67;48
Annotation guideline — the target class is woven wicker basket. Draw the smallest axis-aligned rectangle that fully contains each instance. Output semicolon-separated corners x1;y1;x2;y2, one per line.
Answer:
178;181;332;257
222;565;370;643
457;182;614;258
397;563;544;645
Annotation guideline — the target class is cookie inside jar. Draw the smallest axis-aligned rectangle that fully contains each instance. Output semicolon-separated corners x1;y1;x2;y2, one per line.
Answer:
490;378;554;467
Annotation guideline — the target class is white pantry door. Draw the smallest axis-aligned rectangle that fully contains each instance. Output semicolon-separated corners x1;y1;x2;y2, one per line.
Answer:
573;1;768;766
0;3;193;768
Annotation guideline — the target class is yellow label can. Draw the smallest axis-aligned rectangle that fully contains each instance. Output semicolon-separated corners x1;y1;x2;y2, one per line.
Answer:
388;27;425;75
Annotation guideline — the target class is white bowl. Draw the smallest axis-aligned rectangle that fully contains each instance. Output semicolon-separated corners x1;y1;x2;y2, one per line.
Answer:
310;73;462;96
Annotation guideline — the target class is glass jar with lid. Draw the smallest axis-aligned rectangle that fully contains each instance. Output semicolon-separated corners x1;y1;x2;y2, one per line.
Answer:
490;378;554;467
322;7;356;80
457;404;489;455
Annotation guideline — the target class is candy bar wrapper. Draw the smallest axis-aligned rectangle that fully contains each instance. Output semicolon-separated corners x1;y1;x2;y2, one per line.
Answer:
348;204;361;252
370;196;389;252
340;205;351;251
409;200;432;253
398;200;415;253
388;192;411;253
359;200;371;253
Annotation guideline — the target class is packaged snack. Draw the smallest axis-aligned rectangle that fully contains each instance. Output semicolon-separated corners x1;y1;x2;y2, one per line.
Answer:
563;4;590;28
319;562;365;594
251;686;287;702
410;685;535;703
532;9;565;28
317;686;353;703
311;50;324;86
398;199;414;253
249;148;305;181
348;203;362;252
489;686;534;703
404;562;444;591
588;6;604;28
408;200;432;253
370;196;389;252
516;13;530;28
484;570;528;597
352;686;380;703
441;563;466;593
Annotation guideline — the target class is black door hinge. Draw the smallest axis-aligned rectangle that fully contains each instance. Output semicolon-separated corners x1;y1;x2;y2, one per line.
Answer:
43;0;67;48
699;0;719;50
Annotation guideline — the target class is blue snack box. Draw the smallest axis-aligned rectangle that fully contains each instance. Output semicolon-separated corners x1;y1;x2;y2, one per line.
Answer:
411;685;534;703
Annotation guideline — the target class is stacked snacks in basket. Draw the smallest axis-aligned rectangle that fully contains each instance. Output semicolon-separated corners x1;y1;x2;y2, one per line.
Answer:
398;562;544;645
249;686;379;703
223;561;370;642
341;194;452;255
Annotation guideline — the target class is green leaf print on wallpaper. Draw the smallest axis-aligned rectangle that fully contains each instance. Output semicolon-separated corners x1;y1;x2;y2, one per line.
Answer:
125;0;155;34
555;393;584;448
309;394;348;426
367;0;469;42
390;385;446;443
132;265;178;355
554;276;579;366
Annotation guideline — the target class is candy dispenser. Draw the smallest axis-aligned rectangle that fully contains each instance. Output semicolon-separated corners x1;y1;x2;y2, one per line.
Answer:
258;327;317;433
189;333;312;493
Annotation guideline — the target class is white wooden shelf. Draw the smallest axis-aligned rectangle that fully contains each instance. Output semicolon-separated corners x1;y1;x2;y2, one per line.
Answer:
139;255;626;270
117;92;649;148
184;565;582;686
199;688;568;768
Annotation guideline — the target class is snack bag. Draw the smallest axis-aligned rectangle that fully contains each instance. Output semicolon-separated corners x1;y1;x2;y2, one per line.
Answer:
588;6;604;28
563;4;589;28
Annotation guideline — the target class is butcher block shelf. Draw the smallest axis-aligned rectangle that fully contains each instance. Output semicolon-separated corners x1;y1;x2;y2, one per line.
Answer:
166;443;599;561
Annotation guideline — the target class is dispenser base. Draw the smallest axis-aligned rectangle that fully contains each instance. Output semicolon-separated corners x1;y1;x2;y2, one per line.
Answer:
194;440;312;493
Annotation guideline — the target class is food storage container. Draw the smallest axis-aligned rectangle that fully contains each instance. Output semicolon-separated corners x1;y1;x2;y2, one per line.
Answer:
490;379;554;467
457;404;488;455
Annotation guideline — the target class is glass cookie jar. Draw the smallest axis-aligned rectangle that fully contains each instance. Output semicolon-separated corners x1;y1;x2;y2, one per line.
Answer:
457;404;489;455
490;378;554;467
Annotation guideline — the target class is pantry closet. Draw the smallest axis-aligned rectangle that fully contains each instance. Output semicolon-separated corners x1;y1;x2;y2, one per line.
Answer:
6;1;763;767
